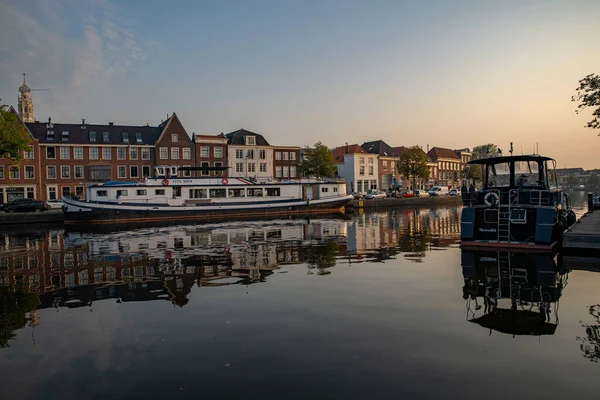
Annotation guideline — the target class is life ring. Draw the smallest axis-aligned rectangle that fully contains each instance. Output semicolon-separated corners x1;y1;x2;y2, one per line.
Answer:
222;178;229;184
484;191;500;207
162;179;169;186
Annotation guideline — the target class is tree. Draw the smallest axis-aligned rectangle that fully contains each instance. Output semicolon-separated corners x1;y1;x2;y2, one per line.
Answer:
588;172;600;188
0;103;31;162
397;146;430;191
566;174;578;188
304;241;339;275
572;73;600;132
577;304;600;363
300;142;337;179
465;144;503;184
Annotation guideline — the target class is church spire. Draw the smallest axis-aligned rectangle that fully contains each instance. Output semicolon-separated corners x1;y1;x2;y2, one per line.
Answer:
18;73;34;122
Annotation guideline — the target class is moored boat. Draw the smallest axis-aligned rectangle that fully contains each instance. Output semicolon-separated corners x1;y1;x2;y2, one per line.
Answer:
460;155;576;251
63;166;353;224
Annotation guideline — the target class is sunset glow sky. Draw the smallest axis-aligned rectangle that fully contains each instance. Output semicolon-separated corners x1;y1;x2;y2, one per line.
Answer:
1;0;599;168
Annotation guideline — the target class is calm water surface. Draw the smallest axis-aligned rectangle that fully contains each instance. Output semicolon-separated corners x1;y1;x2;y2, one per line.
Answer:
1;195;599;400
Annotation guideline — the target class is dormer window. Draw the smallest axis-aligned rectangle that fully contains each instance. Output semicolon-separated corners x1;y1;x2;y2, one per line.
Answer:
89;132;97;142
246;136;256;145
122;132;129;143
135;132;142;143
47;130;55;141
103;132;110;142
61;131;69;142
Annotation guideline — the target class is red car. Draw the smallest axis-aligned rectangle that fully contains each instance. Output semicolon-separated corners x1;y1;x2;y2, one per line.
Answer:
402;191;415;198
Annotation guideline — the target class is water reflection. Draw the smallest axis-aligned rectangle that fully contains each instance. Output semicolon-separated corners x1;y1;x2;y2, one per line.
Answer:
461;250;566;336
579;305;600;363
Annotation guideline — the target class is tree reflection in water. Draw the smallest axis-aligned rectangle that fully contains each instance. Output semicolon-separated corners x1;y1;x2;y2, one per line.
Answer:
397;210;431;262
578;305;600;363
304;241;339;275
0;285;39;348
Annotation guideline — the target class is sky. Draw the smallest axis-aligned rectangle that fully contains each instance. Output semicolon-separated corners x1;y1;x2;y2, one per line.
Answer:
0;0;599;168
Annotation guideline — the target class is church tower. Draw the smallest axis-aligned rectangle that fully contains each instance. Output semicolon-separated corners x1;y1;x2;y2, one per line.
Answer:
18;74;34;123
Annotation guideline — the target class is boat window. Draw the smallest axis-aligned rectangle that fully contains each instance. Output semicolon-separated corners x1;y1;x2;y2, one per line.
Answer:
117;190;128;197
228;188;246;198
247;188;263;197
136;189;147;196
189;189;208;199
155;189;166;196
514;161;541;188
96;190;108;197
266;188;280;197
209;188;227;198
485;162;510;188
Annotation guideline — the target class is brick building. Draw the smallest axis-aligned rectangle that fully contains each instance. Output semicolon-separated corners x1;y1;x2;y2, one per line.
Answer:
361;140;401;190
427;147;463;188
273;146;300;180
193;133;229;177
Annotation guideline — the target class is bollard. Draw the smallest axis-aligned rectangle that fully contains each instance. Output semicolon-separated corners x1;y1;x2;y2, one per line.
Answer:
588;192;594;213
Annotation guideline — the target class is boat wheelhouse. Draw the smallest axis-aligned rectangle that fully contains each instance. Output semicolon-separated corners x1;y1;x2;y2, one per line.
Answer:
460;155;575;251
62;166;353;224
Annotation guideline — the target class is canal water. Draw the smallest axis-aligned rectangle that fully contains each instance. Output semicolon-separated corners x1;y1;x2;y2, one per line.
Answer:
1;194;599;399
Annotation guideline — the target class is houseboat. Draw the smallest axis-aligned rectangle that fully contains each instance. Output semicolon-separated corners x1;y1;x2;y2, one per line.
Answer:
62;166;353;224
460;155;576;251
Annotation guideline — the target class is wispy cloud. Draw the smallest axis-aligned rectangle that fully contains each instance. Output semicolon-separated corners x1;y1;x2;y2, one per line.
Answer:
0;0;146;119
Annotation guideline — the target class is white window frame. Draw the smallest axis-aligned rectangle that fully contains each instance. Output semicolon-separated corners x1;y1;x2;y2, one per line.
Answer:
290;166;297;177
200;147;209;158
130;165;139;178
24;146;34;159
290;152;296;161
183;148;192;160
171;134;178;142
25;165;35;179
201;162;210;176
75;165;84;179
160;147;168;160
130;147;139;160
275;152;281;160
171;148;180;160
9;166;19;179
46;147;56;159
61;165;71;179
282;152;288;161
214;147;223;158
248;163;256;173
118;165;127;178
47;166;57;179
246;136;256;145
89;147;99;160
235;162;243;173
102;147;112;160
275;166;282;178
260;163;267;173
236;149;243;159
142;147;151;160
118;147;127;160
74;147;84;160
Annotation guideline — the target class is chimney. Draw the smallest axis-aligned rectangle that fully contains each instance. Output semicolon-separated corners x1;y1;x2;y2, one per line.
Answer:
109;122;114;126
345;142;349;153
82;118;85;125
427;144;429;152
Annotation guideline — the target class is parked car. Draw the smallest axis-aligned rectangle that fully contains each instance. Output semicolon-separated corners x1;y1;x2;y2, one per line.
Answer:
414;190;429;198
1;198;49;212
46;200;64;210
428;186;449;196
448;189;459;196
351;192;363;200
402;191;415;198
365;190;387;200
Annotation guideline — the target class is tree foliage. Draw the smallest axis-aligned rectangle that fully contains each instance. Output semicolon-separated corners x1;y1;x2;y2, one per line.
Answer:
572;73;600;131
464;144;503;183
300;142;337;179
0;286;39;348
577;304;600;363
588;172;600;188
397;146;430;190
566;174;579;188
0;103;31;162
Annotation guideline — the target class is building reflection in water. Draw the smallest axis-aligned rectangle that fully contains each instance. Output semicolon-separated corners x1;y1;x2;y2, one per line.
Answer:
0;209;462;347
461;250;567;337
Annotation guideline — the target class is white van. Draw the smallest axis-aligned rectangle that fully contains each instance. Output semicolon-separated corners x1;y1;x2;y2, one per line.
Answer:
428;186;449;196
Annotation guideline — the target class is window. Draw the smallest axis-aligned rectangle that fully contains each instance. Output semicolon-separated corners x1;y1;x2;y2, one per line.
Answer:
213;161;222;176
142;148;150;160
160;147;168;159
235;163;244;173
75;166;84;179
47;131;55;141
183;148;191;160
61;166;70;178
368;158;373;164
59;146;70;159
25;166;34;179
235;149;244;159
370;180;377;190
246;149;254;159
215;147;223;158
118;166;127;178
260;163;267;172
136;189;147;196
246;136;256;145
142;166;151;178
88;165;111;180
0;166;3;179
209;188;227;198
382;161;388;171
282;166;289;177
247;188;263;197
248;163;256;173
359;166;365;175
115;147;126;160
89;147;99;160
89;132;97;142
201;162;209;176
171;148;179;160
360;157;365;164
62;131;69;141
368;166;374;175
62;187;71;198
24;146;34;159
189;188;207;198
47;166;57;179
97;190;108;197
321;187;329;193
75;186;84;197
122;132;129;143
276;166;282;178
48;187;57;200
135;132;142;143
9;166;19;179
116;190;128;197
74;147;83;159
130;166;139;178
200;147;209;157
282;152;288;160
130;147;138;160
102;132;110;142
333;187;338;192
46;147;56;159
102;147;112;160
171;134;178;142
228;188;246;198
290;152;296;161
290;166;296;177
275;152;281;160
183;166;192;177
266;188;280;196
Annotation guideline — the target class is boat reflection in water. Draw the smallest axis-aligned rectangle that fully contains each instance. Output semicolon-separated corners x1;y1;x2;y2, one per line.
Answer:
461;250;567;336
